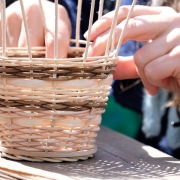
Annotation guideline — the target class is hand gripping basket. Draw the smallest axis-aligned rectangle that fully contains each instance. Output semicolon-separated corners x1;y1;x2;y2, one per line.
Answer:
0;0;137;162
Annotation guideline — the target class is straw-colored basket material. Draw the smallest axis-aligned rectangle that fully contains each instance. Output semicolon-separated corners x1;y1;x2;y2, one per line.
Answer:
0;0;137;162
0;47;116;162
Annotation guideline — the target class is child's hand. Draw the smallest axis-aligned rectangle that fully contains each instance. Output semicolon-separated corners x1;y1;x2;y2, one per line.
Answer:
85;6;180;95
84;5;175;56
4;0;71;58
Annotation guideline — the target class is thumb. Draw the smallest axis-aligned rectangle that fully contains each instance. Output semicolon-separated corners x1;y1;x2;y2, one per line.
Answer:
113;56;139;80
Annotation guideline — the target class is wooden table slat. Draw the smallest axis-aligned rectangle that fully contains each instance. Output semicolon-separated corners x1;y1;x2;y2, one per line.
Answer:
0;126;179;180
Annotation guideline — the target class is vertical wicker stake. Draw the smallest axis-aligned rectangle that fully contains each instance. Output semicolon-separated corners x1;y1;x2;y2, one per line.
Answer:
54;0;58;59
83;0;95;62
19;0;35;149
1;0;6;56
115;0;137;57
52;0;58;142
105;0;122;56
38;0;46;30
0;0;136;162
19;0;32;61
98;0;104;19
111;0;118;52
76;0;83;49
1;0;6;79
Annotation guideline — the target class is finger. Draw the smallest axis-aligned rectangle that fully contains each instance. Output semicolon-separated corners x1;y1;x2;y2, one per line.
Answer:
45;5;71;58
86;30;109;56
113;56;139;80
113;56;159;95
134;26;180;94
45;23;70;58
144;45;180;92
134;26;180;65
136;69;159;95
6;2;21;47
84;6;175;41
18;3;44;47
87;14;172;56
6;12;21;47
0;17;2;47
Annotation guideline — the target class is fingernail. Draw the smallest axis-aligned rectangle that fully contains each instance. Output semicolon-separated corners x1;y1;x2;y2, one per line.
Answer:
146;86;159;96
160;78;170;87
82;45;94;57
84;31;88;39
87;45;94;56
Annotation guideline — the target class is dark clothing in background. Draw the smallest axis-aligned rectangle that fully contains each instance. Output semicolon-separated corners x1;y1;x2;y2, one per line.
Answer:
112;41;144;114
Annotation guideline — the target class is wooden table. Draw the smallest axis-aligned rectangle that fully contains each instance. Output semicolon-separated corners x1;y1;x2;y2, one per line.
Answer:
1;126;180;180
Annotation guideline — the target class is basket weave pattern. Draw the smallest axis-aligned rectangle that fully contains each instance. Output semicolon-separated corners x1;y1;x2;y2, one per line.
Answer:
0;0;136;162
0;46;116;162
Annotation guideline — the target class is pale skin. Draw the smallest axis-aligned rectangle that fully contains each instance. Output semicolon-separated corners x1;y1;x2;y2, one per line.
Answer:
4;2;180;95
84;5;180;95
3;0;71;58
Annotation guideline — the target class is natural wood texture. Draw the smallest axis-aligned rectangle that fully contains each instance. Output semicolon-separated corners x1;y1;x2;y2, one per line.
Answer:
0;157;73;180
0;126;178;180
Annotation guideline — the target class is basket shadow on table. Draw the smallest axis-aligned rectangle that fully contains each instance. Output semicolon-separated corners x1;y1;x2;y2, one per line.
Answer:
19;137;180;180
55;161;180;180
19;150;180;180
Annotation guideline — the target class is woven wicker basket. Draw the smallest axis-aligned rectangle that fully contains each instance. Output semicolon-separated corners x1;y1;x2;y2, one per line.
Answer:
0;0;136;162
